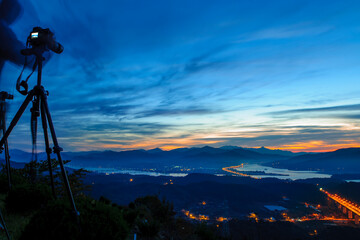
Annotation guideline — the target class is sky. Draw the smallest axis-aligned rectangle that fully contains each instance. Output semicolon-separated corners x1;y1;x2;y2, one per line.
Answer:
1;0;360;152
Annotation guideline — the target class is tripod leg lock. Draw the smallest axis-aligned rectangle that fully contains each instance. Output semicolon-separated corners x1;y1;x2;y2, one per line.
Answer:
30;107;40;117
53;146;63;153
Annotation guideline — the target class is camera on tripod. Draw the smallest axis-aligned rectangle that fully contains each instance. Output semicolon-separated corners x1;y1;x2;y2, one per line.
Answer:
27;27;64;54
17;27;64;95
0;26;80;218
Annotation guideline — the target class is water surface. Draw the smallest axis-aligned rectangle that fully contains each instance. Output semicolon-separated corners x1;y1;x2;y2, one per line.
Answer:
236;164;331;180
83;167;188;177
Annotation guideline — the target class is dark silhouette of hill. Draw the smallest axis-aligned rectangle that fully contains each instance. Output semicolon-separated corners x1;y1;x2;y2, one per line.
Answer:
228;220;309;240
84;172;326;217
221;146;306;156
1;157;359;240
268;148;360;173
4;147;360;174
227;220;360;240
63;146;290;170
244;146;307;156
1;146;290;170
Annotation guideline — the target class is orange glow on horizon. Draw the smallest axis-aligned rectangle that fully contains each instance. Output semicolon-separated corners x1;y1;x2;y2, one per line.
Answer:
268;141;360;153
94;138;224;151
75;141;360;152
64;131;226;151
67;135;360;153
160;145;187;151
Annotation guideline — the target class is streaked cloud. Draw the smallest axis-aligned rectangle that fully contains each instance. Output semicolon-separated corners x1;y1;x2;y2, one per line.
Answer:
269;104;360;115
241;24;333;42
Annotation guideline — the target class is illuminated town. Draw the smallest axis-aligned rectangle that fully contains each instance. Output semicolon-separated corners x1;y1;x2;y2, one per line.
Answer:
181;189;360;229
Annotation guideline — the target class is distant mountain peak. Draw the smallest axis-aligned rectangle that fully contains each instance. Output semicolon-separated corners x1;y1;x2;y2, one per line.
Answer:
201;146;215;149
148;148;163;153
220;146;242;150
242;146;301;157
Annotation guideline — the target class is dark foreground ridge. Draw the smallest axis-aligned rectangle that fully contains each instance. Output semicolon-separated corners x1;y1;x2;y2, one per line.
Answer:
1;158;360;239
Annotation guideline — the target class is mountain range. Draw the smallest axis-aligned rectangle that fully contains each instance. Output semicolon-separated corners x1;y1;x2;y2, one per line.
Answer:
267;148;360;173
1;146;360;174
1;146;292;170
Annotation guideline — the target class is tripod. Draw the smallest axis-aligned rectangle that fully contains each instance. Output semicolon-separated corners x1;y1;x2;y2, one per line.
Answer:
0;46;79;217
0;209;10;240
0;92;12;191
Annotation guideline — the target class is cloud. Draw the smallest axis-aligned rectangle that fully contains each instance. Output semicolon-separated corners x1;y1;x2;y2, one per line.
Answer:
148;43;234;92
3;0;360;152
135;107;225;118
333;114;360;120
269;103;360;115
197;127;360;148
241;24;333;42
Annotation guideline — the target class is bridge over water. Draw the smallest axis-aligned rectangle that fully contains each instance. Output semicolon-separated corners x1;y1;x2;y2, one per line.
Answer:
321;189;360;224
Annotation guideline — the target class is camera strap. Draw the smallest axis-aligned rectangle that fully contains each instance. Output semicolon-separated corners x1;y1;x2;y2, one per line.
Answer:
16;56;37;95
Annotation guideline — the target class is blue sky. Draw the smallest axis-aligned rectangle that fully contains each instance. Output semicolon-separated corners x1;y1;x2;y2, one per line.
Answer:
1;0;360;152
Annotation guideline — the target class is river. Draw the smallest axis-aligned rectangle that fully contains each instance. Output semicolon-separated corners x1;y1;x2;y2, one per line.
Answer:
235;164;331;180
83;164;331;180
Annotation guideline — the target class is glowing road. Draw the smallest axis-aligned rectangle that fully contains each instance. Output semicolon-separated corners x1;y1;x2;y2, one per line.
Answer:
222;165;260;179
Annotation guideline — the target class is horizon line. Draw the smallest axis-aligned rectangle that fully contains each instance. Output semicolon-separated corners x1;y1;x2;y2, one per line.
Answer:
10;145;360;154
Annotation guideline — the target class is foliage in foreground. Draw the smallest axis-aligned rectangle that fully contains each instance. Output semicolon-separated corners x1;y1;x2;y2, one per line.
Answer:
2;161;360;239
19;196;129;240
0;160;218;240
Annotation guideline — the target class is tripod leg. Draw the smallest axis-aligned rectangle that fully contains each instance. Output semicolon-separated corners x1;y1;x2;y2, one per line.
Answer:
0;91;34;149
3;136;11;191
1;110;11;191
0;209;10;240
40;101;56;199
40;93;79;216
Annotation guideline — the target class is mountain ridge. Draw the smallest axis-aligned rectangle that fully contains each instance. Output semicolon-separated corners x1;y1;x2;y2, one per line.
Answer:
268;148;360;173
2;147;360;174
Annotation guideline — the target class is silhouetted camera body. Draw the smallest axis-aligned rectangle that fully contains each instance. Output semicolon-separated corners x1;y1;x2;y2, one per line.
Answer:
28;27;63;54
17;27;64;95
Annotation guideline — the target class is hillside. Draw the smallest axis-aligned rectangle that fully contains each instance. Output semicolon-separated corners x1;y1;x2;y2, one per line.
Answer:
1;146;290;171
268;148;360;173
